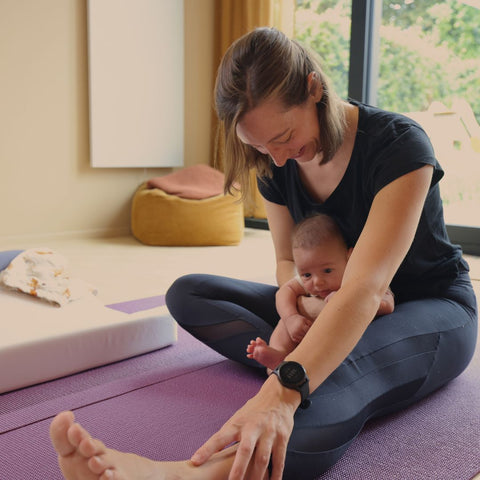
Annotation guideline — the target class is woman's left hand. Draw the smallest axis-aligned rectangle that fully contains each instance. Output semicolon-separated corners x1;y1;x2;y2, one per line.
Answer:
190;376;298;480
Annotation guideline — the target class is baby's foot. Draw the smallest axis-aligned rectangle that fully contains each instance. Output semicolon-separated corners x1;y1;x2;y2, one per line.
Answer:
246;337;285;370
50;411;189;480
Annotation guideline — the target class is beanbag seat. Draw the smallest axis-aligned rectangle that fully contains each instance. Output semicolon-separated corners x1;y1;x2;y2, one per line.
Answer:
131;165;244;246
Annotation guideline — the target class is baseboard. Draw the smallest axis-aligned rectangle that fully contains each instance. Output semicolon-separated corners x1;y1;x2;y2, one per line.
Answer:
244;217;269;230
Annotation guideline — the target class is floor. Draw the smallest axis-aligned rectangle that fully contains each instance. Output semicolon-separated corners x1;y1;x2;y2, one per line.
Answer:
1;228;478;304
0;229;277;305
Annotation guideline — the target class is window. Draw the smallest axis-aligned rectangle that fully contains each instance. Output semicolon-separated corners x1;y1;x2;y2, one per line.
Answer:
295;0;352;100
378;0;480;229
293;0;480;253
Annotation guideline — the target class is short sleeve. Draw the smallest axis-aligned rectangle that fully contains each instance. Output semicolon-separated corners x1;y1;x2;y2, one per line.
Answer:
368;124;443;196
257;161;301;206
257;175;285;205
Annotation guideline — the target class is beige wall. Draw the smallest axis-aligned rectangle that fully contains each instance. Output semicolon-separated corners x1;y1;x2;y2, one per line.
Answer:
0;0;215;241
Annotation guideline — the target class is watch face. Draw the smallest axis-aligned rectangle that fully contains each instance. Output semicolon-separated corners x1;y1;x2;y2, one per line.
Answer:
279;362;305;385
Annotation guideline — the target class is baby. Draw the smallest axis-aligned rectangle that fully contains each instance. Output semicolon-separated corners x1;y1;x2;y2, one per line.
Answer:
247;213;395;370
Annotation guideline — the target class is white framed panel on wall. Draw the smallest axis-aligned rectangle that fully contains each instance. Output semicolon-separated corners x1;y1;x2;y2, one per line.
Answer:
87;0;184;168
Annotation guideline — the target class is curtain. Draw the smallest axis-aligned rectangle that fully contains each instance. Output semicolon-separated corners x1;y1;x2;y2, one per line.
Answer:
212;0;294;218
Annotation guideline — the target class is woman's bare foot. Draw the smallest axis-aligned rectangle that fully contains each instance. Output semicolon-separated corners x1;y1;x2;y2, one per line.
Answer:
246;337;286;371
50;411;191;480
50;412;269;480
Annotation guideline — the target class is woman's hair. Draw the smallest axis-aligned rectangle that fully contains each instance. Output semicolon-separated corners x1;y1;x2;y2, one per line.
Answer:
214;27;346;198
292;214;346;251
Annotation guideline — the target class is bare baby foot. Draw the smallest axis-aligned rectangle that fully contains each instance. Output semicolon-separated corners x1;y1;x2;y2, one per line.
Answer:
246;337;286;370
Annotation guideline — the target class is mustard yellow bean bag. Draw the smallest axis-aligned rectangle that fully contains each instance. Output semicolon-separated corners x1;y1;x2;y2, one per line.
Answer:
131;166;244;246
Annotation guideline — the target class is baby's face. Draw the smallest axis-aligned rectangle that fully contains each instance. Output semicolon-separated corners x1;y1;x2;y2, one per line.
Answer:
294;241;350;299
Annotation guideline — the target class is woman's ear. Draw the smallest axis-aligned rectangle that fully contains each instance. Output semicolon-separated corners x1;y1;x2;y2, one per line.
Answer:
307;72;324;102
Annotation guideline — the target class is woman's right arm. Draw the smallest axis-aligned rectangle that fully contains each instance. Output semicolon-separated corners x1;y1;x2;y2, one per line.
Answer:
263;199;296;286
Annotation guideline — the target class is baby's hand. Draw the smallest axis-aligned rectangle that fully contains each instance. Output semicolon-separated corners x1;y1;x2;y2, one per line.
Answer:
324;291;337;303
297;295;326;321
283;313;312;343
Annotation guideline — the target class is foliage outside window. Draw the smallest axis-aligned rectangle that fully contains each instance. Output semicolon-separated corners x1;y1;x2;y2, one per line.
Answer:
295;0;352;100
294;0;480;227
379;0;480;122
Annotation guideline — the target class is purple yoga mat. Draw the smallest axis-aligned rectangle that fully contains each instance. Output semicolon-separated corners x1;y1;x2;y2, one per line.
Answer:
0;305;478;479
1;347;478;480
106;294;166;314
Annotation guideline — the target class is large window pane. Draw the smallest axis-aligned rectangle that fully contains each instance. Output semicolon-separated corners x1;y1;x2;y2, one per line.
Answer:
378;0;480;227
294;0;352;100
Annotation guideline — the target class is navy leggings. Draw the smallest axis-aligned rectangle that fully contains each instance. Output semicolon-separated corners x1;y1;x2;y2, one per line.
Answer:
166;271;477;479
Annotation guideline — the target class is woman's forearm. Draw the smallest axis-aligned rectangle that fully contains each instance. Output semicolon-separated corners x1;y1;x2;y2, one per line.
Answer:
276;259;297;287
285;282;381;394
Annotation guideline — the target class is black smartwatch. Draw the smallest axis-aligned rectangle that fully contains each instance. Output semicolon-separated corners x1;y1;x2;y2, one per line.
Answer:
271;361;311;409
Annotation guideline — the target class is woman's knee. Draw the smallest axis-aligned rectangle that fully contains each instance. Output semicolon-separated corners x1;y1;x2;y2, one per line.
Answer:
165;273;209;326
413;312;477;399
282;428;354;479
166;273;199;301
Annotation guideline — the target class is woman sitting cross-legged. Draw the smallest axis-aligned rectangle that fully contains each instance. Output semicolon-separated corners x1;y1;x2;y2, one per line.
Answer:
50;27;477;480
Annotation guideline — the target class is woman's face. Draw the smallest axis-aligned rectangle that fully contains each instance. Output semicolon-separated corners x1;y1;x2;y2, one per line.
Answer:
236;80;323;167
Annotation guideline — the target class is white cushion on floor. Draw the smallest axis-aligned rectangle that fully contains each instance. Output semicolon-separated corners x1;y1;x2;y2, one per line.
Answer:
0;288;176;393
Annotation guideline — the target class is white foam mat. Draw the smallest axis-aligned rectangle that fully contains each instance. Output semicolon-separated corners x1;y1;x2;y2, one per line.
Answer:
0;288;177;393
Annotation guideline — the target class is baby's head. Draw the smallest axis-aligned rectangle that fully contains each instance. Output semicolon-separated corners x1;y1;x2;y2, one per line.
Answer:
292;214;352;298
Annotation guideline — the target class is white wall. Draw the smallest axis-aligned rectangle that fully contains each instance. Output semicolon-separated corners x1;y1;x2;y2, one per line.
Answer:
0;0;215;241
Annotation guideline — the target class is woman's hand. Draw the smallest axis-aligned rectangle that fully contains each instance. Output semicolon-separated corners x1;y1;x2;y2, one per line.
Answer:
190;376;299;480
297;295;326;321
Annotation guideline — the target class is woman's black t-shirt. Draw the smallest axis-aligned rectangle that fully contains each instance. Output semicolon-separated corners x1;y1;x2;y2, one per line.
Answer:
257;101;467;303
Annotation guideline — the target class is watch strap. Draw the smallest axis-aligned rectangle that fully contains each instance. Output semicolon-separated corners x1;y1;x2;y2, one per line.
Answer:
272;361;311;409
297;381;311;409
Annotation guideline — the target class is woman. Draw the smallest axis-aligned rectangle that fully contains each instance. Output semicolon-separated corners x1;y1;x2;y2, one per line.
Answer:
50;27;477;480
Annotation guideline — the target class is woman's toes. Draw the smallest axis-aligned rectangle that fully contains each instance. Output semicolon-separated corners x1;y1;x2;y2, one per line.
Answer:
99;470;115;480
50;411;77;457
67;423;92;450
88;455;111;475
79;436;107;459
